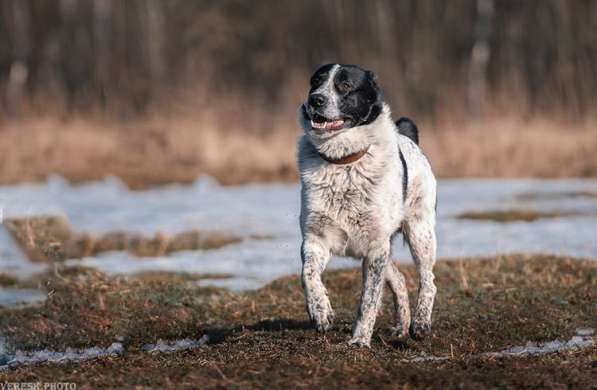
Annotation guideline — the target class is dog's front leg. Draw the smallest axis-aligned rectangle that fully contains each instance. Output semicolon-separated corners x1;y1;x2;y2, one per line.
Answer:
301;236;334;332
349;241;390;347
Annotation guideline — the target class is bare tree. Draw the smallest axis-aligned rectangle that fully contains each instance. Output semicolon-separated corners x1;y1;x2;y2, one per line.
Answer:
4;0;30;119
468;0;494;118
0;0;595;121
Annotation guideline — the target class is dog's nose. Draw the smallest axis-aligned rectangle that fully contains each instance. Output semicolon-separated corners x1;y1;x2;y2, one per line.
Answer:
308;94;327;108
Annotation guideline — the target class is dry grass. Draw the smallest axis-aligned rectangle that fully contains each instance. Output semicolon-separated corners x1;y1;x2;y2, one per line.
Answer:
0;254;595;388
424;115;597;178
0;273;17;286
0;113;596;188
0;115;298;187
455;209;588;222
516;190;597;200
4;215;249;261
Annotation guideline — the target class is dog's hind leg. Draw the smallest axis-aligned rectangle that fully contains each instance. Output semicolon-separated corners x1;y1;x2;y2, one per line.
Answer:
349;240;390;347
301;236;334;332
404;215;437;339
385;261;411;339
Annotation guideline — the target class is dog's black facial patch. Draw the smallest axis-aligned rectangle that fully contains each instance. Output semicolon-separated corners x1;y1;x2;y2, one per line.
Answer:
309;64;335;93
334;66;382;127
305;64;383;130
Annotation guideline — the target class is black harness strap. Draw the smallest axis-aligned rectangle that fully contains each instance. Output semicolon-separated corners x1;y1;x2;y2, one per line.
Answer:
399;149;408;202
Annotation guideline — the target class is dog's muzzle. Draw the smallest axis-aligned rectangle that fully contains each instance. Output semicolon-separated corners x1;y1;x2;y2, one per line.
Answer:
311;118;345;131
303;102;346;132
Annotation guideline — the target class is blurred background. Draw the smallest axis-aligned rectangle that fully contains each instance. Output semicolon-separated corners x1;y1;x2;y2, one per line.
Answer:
1;0;596;187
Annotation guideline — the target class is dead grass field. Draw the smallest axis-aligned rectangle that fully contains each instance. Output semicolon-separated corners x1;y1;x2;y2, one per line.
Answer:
1;254;595;388
455;209;589;222
1;114;596;188
2;215;262;261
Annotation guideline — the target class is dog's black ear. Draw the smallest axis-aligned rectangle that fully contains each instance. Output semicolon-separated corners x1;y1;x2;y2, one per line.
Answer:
365;70;378;86
364;70;382;104
396;117;419;145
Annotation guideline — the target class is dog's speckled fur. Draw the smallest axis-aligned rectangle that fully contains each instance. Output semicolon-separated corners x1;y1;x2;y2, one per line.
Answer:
298;64;437;347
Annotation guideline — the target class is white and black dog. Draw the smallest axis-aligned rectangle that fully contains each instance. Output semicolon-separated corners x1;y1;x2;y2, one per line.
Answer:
297;64;437;347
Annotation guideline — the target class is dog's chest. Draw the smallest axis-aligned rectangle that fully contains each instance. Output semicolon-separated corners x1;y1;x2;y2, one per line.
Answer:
305;164;379;230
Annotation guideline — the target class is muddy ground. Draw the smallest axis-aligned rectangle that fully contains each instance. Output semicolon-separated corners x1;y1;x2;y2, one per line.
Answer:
0;254;595;388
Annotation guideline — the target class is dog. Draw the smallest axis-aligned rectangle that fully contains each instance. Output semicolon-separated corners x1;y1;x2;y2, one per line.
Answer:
297;64;437;347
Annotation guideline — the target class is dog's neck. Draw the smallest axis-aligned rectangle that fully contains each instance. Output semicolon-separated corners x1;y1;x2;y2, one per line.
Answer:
307;103;394;161
317;146;370;165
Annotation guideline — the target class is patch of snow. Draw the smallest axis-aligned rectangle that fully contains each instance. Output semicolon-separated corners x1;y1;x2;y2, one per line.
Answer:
0;338;9;365
0;342;123;370
1;177;597;290
0;225;45;278
64;240;357;291
141;335;209;354
195;276;263;291
402;328;595;363
575;327;594;337
482;329;595;358
0;335;210;370
0;288;46;307
404;353;450;363
3;328;592;370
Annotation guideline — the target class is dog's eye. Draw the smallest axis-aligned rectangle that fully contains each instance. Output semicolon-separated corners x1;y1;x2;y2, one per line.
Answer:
337;81;352;93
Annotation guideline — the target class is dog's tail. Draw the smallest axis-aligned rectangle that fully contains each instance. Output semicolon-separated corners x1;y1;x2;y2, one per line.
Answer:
396;117;419;145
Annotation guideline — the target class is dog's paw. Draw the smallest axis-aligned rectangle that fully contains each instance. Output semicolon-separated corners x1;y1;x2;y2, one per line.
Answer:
309;306;335;332
409;320;432;340
347;336;371;348
390;325;409;341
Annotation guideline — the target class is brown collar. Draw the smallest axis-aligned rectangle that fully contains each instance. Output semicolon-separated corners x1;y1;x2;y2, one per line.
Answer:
318;147;370;165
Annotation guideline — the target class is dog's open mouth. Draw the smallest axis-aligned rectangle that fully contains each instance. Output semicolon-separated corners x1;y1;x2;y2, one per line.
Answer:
310;114;345;131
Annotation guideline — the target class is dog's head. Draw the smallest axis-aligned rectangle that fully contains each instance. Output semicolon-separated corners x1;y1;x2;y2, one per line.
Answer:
300;64;383;139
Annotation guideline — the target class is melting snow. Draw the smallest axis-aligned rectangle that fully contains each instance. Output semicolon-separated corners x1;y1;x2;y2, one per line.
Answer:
0;176;596;290
141;335;210;354
0;336;210;370
402;328;595;363
2;329;593;370
483;336;593;357
0;288;46;307
0;342;123;369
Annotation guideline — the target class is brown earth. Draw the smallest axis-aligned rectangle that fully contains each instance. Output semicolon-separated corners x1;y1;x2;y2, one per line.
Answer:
1;254;595;388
